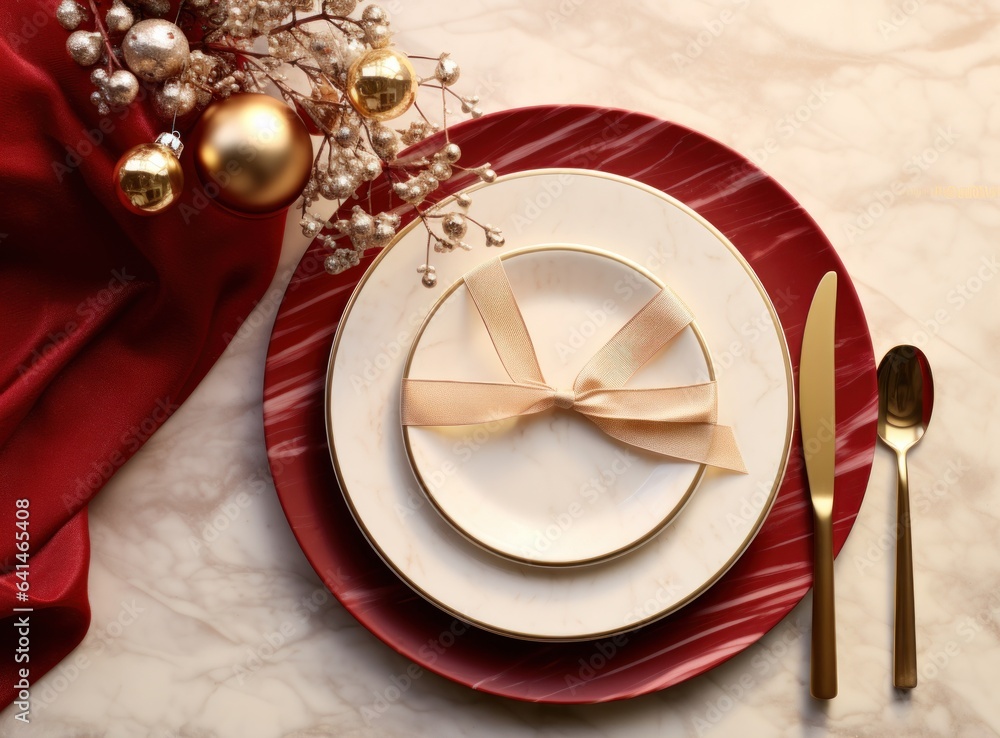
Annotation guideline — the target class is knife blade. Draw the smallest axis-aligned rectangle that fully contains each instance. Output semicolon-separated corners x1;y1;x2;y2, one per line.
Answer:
799;270;838;700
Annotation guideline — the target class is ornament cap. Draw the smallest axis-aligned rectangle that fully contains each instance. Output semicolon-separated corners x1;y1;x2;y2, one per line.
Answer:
155;131;184;157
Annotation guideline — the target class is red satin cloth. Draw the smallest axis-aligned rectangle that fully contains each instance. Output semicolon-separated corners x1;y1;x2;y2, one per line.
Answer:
0;2;284;709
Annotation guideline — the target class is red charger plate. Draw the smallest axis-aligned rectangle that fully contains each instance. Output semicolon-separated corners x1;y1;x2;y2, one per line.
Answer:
263;105;878;703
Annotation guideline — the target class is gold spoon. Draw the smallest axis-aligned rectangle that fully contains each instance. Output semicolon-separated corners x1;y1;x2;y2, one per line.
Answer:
876;345;933;689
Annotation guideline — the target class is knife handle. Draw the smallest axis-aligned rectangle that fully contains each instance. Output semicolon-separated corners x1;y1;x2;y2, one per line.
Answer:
894;450;917;689
811;507;838;699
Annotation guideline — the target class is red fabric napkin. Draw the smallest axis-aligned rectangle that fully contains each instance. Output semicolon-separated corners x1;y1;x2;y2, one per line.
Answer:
0;2;285;710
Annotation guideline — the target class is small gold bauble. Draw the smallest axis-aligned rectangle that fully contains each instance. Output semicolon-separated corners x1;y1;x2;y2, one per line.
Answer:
66;30;103;66
346;48;417;122
56;0;86;30
113;140;184;215
105;0;134;33
190;94;313;216
121;19;189;82
104;69;139;106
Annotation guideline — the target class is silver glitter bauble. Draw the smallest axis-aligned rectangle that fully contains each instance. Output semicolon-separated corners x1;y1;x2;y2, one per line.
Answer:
365;24;390;48
442;213;467;239
439;143;461;163
486;228;505;247
301;217;323;238
323;175;356;200
153;79;197;118
334;125;359;147
349;208;375;237
56;0;86;30
371;222;395;246
360;157;382;181
105;0;134;33
370;125;399;159
105;69;139;106
122;19;190;82
361;5;388;23
323;0;357;14
66;31;103;66
429;161;452;181
434;54;460;86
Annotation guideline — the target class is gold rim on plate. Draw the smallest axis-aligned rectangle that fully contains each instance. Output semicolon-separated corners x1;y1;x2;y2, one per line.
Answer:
401;243;714;568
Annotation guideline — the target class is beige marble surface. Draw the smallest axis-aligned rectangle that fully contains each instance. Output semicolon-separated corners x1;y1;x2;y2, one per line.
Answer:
5;0;1000;735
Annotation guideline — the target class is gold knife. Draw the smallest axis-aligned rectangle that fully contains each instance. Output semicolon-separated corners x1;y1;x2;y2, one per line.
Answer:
799;271;838;700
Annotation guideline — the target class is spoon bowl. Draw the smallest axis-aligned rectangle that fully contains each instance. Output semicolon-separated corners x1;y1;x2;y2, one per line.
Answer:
877;344;934;690
878;346;933;453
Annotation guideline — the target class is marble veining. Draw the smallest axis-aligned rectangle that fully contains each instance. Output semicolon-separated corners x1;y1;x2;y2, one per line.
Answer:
5;0;998;736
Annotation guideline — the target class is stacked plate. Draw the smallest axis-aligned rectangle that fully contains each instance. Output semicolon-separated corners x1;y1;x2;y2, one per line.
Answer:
264;105;878;703
327;171;794;641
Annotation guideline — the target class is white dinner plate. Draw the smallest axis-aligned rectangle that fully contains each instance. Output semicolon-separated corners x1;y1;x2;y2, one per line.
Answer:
327;169;794;640
403;245;713;567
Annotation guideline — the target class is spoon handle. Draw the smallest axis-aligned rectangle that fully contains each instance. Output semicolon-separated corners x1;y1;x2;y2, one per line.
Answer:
894;449;917;688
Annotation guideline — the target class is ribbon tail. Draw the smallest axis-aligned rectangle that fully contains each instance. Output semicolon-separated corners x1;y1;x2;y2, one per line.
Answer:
401;379;554;426
589;417;748;473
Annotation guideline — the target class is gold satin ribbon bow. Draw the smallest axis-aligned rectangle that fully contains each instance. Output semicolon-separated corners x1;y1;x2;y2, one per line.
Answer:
401;258;746;473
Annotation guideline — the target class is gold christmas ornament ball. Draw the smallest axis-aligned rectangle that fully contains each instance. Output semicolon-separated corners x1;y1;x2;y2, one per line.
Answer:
122;19;189;82
113;141;184;215
191;94;314;216
346;48;418;122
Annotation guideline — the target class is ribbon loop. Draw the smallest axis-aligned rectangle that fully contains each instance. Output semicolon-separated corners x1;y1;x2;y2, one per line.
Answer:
401;258;746;474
